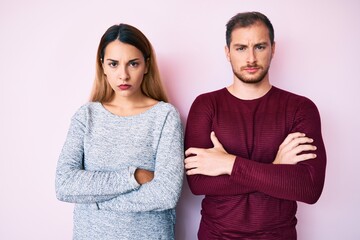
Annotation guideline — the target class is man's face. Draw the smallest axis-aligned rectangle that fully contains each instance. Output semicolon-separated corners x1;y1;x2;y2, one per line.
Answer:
225;22;275;84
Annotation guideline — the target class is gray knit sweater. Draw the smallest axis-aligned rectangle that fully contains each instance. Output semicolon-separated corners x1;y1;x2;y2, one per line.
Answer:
55;101;184;240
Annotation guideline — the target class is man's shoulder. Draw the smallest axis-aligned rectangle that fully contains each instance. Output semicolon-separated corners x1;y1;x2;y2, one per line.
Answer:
195;88;227;100
272;86;312;101
272;86;317;108
188;88;227;111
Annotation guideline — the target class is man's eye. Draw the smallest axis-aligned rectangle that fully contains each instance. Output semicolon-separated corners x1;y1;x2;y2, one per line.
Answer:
236;47;245;51
256;45;266;50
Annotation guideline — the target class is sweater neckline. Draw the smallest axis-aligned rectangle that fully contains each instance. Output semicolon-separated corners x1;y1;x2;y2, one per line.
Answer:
223;86;276;103
96;101;164;119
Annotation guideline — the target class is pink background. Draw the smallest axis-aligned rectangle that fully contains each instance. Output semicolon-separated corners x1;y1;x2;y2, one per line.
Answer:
1;0;359;239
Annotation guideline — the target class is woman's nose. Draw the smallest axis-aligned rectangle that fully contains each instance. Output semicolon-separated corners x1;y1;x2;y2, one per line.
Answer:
118;66;129;81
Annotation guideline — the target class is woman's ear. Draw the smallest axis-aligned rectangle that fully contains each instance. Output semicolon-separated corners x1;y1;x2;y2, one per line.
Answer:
144;58;150;74
101;59;107;75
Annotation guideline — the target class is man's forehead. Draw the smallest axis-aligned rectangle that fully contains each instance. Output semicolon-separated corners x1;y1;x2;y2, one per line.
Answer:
230;25;270;44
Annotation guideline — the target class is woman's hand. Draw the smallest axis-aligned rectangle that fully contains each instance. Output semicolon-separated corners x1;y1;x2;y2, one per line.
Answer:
134;169;154;184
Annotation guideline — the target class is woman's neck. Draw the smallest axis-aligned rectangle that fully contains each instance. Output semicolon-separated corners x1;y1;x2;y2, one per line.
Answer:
103;94;158;117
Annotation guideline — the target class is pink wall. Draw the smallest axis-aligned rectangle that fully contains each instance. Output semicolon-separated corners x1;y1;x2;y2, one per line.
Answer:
1;0;359;239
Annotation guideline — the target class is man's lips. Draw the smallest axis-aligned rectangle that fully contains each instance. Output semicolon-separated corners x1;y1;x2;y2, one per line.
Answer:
243;66;260;73
118;84;131;90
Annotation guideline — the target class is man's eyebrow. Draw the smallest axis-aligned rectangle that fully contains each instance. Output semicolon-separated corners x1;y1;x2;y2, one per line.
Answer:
232;42;269;47
232;43;247;47
255;42;269;46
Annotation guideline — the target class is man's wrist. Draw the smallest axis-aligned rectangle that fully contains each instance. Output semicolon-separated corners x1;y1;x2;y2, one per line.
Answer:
225;154;236;175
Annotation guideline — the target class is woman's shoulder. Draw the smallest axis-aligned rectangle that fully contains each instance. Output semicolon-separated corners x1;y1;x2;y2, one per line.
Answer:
156;101;178;112
153;101;181;120
74;101;101;113
71;102;102;120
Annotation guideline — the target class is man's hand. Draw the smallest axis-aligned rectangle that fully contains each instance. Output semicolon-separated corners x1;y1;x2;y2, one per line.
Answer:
135;169;154;184
273;132;317;165
184;131;236;176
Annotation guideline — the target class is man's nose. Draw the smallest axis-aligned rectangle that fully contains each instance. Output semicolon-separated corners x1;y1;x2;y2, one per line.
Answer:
247;49;257;64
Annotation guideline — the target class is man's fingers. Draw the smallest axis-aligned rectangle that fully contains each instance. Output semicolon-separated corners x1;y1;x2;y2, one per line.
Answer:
184;153;198;164
281;136;314;153
186;168;199;175
210;131;222;148
293;144;317;155
295;136;314;146
184;160;198;170
280;132;306;148
294;153;317;163
184;156;201;174
210;131;227;153
185;147;201;157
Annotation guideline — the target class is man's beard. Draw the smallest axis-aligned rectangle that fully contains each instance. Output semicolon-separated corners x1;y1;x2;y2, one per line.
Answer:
233;65;270;84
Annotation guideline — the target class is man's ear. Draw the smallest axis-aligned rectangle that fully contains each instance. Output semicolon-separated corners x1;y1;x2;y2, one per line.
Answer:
225;45;231;62
271;42;276;59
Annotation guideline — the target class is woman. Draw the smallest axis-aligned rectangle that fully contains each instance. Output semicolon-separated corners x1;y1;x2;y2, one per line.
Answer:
55;23;184;239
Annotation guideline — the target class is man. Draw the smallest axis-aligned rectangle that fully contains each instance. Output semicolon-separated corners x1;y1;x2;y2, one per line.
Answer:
184;12;326;239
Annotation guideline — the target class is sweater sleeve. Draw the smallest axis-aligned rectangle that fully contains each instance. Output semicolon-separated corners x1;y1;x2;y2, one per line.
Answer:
98;108;184;212
55;109;140;204
185;95;255;196
230;99;326;204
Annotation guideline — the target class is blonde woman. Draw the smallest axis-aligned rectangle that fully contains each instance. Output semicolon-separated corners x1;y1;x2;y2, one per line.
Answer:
55;23;184;240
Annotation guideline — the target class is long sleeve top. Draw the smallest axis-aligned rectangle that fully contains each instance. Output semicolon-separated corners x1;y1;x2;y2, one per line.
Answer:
55;101;184;240
185;87;326;240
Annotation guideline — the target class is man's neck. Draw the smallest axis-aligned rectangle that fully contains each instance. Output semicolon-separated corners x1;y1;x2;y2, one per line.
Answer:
227;79;272;100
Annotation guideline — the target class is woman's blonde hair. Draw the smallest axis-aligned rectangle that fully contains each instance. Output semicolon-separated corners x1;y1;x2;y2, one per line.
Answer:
90;24;168;103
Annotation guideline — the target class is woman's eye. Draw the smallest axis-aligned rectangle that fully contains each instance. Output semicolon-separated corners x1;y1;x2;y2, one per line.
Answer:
109;62;118;67
129;61;139;67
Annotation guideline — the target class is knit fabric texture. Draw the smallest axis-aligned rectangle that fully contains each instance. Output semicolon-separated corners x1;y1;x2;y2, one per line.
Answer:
56;101;184;240
185;87;326;239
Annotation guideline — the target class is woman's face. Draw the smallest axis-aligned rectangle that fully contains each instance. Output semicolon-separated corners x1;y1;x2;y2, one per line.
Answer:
102;40;148;99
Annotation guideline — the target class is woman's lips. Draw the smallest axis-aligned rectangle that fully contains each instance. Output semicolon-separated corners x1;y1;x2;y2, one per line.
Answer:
118;84;131;90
